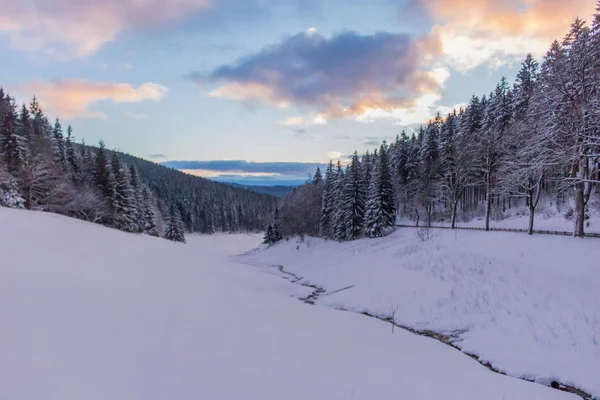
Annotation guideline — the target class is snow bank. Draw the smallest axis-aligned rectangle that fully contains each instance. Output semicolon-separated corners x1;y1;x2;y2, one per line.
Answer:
0;207;576;400
241;230;600;397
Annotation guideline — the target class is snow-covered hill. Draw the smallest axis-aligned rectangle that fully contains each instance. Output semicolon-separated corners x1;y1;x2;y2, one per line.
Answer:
241;229;600;398
0;208;578;400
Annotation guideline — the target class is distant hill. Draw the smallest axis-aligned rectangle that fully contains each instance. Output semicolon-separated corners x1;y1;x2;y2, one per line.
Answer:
227;183;294;197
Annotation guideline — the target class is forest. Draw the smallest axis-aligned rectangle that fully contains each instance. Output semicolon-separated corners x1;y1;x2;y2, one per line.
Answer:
275;14;600;241
0;93;277;243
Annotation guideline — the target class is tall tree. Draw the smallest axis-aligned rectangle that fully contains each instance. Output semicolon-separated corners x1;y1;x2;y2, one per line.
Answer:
365;142;395;237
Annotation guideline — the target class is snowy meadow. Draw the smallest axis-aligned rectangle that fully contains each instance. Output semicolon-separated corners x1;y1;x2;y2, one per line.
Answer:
0;207;582;400
241;228;600;398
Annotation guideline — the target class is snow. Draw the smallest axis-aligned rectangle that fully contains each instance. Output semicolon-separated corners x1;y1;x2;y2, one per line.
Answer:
398;209;600;234
240;230;600;397
0;207;578;400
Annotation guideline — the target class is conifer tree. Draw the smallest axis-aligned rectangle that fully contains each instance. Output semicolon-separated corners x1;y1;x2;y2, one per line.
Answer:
263;223;276;245
165;203;186;243
364;142;396;237
51;119;65;165
0;97;25;175
332;160;347;240
313;167;323;184
111;153;138;232
65;125;78;175
342;151;366;240
320;160;335;238
141;186;158;236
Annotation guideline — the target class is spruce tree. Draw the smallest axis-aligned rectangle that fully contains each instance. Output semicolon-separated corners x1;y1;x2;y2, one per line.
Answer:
332;160;346;241
0;97;25;175
65;125;78;175
141;186;158;236
263;223;275;245
342;151;366;240
165;203;186;243
320;160;335;238
51;119;65;165
364;142;396;237
111;153;138;232
313;167;323;184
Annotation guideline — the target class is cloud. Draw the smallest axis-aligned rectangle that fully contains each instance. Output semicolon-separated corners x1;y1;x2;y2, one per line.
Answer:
405;0;593;70
12;79;168;119
327;151;343;160
196;30;445;125
305;26;317;34
0;0;212;58
363;135;394;147
280;114;328;126
149;154;168;159
126;111;150;119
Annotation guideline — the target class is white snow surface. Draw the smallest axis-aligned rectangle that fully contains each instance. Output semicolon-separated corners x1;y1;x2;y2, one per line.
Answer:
240;229;600;397
398;209;600;234
0;207;579;400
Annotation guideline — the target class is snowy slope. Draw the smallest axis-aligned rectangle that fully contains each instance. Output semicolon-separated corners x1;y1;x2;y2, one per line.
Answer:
399;210;600;234
0;208;577;400
240;230;600;397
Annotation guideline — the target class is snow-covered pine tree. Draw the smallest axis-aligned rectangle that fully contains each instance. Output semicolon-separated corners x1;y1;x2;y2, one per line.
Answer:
165;203;186;243
111;153;138;232
0;96;25;176
332;160;347;241
320;160;335;238
263;223;276;245
364;142;396;237
313;166;323;184
51;119;65;166
141;186;158;236
65;125;78;175
342;151;366;240
128;164;144;227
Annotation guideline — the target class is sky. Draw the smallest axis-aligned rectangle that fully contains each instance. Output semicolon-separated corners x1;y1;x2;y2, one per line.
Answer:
0;0;595;185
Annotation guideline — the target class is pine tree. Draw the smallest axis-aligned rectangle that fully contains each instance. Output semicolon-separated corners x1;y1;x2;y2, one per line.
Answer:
93;140;114;204
51;119;65;165
165;203;186;243
0;97;25;175
263;223;276;245
313;167;323;184
65;125;78;175
342;151;366;240
364;142;396;237
319;160;335;238
111;153;138;232
332;160;347;240
141;186;158;236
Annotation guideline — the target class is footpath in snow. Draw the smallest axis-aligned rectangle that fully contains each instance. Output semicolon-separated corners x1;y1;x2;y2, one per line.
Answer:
240;229;600;398
0;207;579;400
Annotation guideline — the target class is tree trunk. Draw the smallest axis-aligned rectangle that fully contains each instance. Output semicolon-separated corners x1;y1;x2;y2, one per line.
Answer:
485;175;491;231
574;180;585;237
527;190;535;235
426;203;432;228
451;200;458;229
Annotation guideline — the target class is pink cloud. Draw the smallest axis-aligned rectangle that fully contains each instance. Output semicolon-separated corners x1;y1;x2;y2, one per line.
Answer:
13;79;168;119
0;0;212;58
407;0;594;70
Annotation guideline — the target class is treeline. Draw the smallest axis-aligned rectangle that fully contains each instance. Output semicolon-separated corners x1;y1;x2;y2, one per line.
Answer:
0;89;277;242
276;11;600;240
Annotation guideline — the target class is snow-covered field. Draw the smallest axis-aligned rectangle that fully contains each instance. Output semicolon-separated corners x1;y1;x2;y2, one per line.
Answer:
399;209;600;234
240;229;600;397
0;207;578;400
